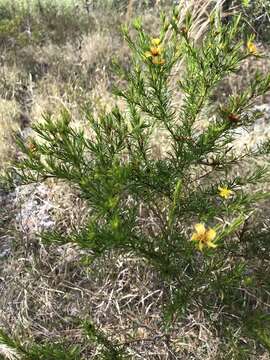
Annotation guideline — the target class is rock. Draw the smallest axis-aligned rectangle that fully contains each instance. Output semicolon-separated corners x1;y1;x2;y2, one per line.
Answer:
13;183;55;236
232;104;270;151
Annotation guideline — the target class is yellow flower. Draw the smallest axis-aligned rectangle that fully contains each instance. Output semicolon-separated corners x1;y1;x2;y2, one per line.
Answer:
28;142;37;153
218;186;233;199
152;56;165;65
145;45;163;57
151;45;163;56
151;38;161;46
247;39;258;55
191;223;217;251
144;39;165;65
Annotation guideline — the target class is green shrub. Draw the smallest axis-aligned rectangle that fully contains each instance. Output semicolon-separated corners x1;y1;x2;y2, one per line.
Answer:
232;0;270;44
0;0;94;48
9;5;270;356
0;321;129;359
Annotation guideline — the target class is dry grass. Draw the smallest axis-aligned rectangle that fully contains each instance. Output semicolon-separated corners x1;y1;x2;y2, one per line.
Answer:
1;185;269;358
0;99;20;171
0;187;223;359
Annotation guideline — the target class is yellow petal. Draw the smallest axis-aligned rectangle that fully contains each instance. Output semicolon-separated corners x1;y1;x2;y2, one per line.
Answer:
218;186;233;199
195;223;206;236
144;51;152;58
206;228;216;242
157;45;163;53
219;189;227;198
191;232;199;241
152;57;165;65
151;38;161;46
219;186;228;191
150;46;160;56
247;40;258;55
198;241;204;251
207;229;216;241
207;241;217;249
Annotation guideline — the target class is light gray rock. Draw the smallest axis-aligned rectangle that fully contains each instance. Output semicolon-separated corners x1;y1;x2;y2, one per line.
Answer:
232;104;270;151
14;183;55;236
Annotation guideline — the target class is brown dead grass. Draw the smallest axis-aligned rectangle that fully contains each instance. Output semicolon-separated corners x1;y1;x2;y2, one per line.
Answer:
0;99;20;171
0;207;222;359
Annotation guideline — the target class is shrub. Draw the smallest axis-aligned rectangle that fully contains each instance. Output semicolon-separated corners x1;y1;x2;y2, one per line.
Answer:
0;321;129;359
229;0;270;44
9;4;270;356
0;0;94;48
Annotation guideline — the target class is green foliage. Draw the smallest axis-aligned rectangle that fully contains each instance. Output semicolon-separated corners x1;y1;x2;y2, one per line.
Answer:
0;322;129;360
0;329;81;360
245;311;270;351
9;5;270;355
0;0;94;48
236;0;270;43
83;321;130;359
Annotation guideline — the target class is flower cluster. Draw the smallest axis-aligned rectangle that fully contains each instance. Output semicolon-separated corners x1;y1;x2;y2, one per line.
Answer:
144;38;165;65
191;186;234;251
